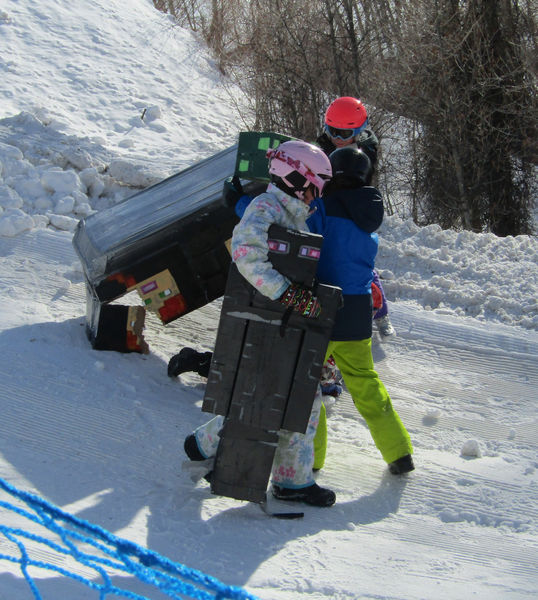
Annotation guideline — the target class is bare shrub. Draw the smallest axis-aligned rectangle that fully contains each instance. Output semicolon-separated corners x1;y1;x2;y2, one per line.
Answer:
154;0;537;235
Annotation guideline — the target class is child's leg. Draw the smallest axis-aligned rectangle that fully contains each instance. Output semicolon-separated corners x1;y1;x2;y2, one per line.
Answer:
271;386;322;488
313;402;327;470
328;339;412;464
192;415;224;458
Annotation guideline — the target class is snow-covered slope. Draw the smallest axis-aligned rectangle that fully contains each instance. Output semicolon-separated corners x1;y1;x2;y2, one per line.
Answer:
0;1;537;599
1;0;242;237
1;0;240;172
0;228;536;600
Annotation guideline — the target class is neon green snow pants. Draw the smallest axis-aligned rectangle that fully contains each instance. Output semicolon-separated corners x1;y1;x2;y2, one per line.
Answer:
313;338;413;467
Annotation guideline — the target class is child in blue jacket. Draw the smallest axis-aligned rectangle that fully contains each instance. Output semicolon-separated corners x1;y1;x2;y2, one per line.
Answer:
308;146;414;474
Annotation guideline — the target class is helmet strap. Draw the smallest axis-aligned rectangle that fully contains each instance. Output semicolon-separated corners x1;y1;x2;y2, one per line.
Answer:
271;176;301;198
270;176;311;201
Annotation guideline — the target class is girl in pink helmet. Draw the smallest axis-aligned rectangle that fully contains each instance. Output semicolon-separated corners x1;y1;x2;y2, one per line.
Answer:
184;140;337;507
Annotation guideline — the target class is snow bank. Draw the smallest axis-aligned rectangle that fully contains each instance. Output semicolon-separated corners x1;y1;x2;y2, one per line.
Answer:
378;215;538;330
0;114;140;232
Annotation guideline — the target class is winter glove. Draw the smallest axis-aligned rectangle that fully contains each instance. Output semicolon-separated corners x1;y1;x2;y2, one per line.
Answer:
279;283;321;318
223;175;244;208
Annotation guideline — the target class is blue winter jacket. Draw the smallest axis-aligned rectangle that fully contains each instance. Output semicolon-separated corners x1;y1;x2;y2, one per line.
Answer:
307;186;383;340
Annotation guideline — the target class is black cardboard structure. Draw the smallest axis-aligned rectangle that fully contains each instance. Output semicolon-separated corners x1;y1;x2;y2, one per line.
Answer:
73;144;265;351
202;226;342;503
73;132;291;353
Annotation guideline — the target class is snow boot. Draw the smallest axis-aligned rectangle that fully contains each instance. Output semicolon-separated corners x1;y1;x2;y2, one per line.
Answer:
184;434;205;461
388;454;415;475
272;483;336;507
168;348;212;378
184;434;212;482
376;314;395;337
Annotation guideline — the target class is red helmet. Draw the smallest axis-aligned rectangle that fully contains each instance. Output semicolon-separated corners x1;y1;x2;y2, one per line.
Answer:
324;96;368;129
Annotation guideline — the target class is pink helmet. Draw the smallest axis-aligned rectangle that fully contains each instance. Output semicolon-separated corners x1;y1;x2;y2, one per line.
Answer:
266;140;332;199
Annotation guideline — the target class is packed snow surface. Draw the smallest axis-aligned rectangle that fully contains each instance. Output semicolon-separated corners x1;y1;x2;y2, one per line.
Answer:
0;1;537;599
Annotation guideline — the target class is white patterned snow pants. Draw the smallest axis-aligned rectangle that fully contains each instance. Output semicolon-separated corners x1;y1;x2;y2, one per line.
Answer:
193;385;322;489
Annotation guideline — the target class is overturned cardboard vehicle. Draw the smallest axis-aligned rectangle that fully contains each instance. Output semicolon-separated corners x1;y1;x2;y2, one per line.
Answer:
72;132;289;352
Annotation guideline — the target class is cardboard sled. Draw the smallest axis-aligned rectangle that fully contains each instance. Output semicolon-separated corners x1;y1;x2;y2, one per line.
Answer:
202;226;342;503
73;132;291;353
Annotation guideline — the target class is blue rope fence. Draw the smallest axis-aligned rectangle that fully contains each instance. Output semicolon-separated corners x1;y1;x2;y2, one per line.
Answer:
0;478;260;600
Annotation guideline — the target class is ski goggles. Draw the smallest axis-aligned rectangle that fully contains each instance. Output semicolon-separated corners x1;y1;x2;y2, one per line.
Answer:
324;121;368;141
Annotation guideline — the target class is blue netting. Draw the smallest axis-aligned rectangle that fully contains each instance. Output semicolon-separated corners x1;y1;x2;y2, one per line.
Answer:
0;478;260;600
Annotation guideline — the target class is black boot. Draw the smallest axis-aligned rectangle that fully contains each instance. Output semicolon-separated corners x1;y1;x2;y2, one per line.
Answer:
388;454;415;475
168;348;212;378
272;483;336;507
184;434;212;482
184;434;205;461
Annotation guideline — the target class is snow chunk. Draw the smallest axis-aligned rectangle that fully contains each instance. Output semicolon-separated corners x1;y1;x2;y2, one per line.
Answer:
378;269;395;281
142;105;162;122
0;141;23;162
48;213;79;232
55;195;76;215
79;167;105;198
32;214;50;229
423;408;441;425
0;185;23;209
461;439;482;458
73;202;94;217
108;159;161;188
6;174;46;201
2;155;35;179
41;168;83;195
0;208;35;237
34;197;53;211
62;147;97;170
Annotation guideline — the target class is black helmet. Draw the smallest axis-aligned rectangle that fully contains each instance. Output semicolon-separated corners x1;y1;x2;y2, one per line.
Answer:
329;146;372;187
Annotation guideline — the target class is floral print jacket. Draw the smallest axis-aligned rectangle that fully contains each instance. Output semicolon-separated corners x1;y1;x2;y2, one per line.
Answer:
231;183;310;301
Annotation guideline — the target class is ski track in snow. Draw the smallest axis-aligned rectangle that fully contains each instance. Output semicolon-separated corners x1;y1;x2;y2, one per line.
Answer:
0;229;537;600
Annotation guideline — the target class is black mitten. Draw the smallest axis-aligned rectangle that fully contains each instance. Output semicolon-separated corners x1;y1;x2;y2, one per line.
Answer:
222;175;244;208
